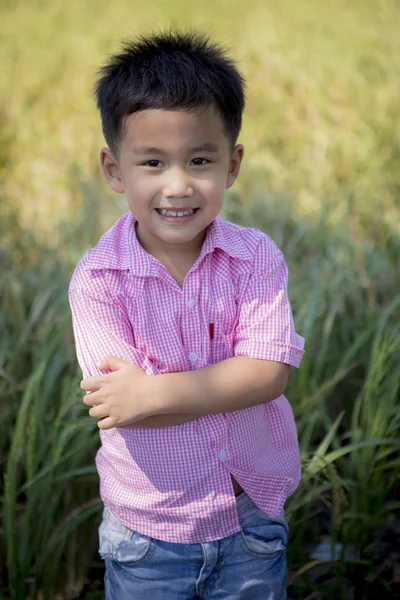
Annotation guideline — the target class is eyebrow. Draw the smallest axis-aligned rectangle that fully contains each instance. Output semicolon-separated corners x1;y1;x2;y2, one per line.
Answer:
132;142;219;155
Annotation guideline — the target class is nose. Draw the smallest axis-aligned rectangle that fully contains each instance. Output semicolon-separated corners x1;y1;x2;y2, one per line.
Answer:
162;168;194;199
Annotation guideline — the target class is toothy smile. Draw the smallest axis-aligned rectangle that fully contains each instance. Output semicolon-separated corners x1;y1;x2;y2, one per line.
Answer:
156;208;198;217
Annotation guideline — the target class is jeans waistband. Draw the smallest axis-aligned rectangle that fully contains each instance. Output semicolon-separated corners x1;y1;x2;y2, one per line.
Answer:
235;490;257;517
235;490;286;524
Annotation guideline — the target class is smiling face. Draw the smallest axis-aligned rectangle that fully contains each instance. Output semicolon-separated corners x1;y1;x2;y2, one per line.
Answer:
100;107;244;257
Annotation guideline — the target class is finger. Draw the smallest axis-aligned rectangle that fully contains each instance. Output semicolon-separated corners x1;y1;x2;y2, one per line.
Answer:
97;355;131;372
82;391;102;406
89;404;109;419
97;416;116;430
80;376;103;392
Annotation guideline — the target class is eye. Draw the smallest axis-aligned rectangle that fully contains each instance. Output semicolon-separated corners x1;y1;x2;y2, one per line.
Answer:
143;160;163;168
191;158;210;166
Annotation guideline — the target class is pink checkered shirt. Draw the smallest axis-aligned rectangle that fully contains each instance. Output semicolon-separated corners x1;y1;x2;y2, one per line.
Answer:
69;212;305;543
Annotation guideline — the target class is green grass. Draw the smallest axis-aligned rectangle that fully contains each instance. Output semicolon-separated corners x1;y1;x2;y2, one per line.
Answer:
1;0;399;597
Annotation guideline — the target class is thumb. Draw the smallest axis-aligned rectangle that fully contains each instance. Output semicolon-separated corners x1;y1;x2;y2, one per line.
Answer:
97;355;129;372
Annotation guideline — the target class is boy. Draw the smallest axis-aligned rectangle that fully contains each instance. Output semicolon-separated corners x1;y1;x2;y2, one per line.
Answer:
69;31;305;600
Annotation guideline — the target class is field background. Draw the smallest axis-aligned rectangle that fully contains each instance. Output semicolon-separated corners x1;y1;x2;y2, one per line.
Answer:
1;0;399;598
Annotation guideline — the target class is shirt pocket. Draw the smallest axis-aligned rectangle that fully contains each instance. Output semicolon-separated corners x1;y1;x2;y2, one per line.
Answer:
202;276;239;364
208;322;234;364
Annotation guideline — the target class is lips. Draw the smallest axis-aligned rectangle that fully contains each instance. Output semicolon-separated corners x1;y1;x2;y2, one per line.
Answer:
156;207;199;212
155;208;199;217
154;207;200;223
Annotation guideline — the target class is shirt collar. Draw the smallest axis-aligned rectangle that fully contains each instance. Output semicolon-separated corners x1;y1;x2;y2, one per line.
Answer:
84;212;252;273
200;214;253;261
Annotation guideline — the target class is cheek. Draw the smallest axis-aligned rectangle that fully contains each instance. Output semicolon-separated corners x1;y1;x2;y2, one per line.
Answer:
199;174;226;197
128;174;157;198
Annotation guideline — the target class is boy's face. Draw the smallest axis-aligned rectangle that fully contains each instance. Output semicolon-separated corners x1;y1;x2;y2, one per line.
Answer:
100;107;244;257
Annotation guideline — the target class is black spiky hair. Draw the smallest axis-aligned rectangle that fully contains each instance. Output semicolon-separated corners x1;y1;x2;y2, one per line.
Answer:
94;30;246;154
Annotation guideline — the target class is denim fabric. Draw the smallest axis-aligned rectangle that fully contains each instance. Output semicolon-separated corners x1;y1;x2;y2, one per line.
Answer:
98;491;288;599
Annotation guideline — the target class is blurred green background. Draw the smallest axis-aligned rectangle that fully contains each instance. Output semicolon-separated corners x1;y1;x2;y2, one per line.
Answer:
1;0;399;598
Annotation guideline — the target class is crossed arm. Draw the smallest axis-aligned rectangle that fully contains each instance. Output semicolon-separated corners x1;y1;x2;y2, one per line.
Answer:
80;354;290;430
71;247;303;431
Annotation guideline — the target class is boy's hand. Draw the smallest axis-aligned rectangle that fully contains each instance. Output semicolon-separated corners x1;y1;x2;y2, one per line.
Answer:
80;355;158;430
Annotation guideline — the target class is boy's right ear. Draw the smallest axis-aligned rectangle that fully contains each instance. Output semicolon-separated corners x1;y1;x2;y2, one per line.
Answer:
100;148;125;194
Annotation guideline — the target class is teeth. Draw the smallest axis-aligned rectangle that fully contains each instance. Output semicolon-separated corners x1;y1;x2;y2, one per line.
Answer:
159;209;195;217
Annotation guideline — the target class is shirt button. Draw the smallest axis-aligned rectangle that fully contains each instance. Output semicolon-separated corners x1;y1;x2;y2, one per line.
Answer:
187;298;196;309
188;352;198;362
218;449;227;461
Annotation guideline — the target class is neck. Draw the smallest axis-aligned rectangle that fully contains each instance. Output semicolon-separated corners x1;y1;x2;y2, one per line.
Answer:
135;223;208;260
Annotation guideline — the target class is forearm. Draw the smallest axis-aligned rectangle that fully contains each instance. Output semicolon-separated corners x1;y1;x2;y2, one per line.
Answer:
156;356;290;417
123;413;198;429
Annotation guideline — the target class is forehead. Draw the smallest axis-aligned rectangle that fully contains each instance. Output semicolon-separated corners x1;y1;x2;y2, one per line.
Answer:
121;107;229;151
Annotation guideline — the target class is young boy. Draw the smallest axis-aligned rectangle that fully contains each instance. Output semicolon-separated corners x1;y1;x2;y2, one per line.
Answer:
69;31;305;600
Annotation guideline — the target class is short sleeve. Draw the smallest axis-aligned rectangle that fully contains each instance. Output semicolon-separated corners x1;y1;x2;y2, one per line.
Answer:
68;266;160;379
233;240;305;368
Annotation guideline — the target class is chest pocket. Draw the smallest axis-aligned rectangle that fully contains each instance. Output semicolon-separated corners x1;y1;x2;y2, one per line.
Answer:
204;278;239;365
209;322;234;364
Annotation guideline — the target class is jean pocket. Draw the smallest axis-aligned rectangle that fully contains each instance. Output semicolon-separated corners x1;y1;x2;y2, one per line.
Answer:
98;508;154;564
238;508;288;557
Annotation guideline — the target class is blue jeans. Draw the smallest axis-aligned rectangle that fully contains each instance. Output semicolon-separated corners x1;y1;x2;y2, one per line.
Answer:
98;491;288;599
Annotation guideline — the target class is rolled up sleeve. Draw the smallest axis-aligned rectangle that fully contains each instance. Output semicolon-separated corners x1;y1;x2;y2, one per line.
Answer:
233;243;305;368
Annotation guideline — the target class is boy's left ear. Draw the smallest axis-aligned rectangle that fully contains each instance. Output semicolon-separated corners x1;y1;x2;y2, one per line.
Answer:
226;144;244;189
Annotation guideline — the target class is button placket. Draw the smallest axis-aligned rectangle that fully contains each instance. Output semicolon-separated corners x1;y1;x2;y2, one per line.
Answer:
218;449;227;461
188;351;198;363
181;276;201;367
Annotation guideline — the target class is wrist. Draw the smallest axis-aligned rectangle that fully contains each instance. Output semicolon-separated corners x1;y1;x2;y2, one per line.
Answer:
148;373;171;416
